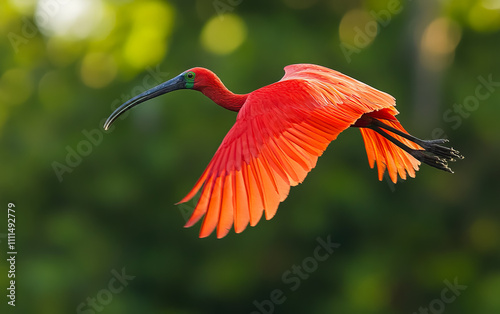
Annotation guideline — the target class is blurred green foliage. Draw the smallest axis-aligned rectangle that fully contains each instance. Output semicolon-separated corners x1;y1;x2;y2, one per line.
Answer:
1;0;499;313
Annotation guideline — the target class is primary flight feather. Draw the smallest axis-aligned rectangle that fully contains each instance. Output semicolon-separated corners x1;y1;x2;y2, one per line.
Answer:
104;64;463;238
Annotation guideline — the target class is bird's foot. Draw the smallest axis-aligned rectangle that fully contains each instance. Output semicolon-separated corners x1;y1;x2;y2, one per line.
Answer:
417;139;464;162
410;150;454;173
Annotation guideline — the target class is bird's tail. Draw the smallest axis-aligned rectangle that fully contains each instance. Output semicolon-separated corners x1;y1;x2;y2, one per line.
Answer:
359;119;422;183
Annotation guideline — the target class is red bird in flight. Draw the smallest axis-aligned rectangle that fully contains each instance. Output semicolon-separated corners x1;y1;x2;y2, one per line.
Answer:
104;64;462;238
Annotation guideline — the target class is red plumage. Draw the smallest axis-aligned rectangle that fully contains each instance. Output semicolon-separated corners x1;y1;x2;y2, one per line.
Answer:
179;64;423;238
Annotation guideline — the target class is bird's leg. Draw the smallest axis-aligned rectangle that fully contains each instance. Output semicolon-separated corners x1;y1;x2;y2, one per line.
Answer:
370;119;464;162
365;121;462;173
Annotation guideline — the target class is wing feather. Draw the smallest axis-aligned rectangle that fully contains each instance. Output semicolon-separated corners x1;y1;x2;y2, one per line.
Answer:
247;159;265;226
184;176;213;228
199;175;223;237
217;172;234;238
233;169;249;233
275;135;312;171
267;137;300;185
254;157;280;219
359;120;421;183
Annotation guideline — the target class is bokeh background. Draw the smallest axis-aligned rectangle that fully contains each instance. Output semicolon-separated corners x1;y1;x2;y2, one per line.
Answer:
1;0;499;313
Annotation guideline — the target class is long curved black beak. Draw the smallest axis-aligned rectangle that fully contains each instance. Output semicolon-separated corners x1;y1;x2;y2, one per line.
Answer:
103;74;186;130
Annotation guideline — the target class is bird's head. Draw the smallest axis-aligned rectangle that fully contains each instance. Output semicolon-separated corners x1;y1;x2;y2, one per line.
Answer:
103;67;219;130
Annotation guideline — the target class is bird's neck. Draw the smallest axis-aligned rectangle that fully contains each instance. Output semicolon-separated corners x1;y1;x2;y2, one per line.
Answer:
198;82;248;112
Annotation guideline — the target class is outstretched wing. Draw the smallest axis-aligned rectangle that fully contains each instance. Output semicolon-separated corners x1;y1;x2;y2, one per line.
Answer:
179;64;397;238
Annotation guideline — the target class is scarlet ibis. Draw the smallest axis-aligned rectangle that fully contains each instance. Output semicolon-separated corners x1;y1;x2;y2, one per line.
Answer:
104;64;463;238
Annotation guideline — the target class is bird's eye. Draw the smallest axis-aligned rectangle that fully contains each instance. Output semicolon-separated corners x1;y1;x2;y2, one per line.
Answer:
185;71;196;89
